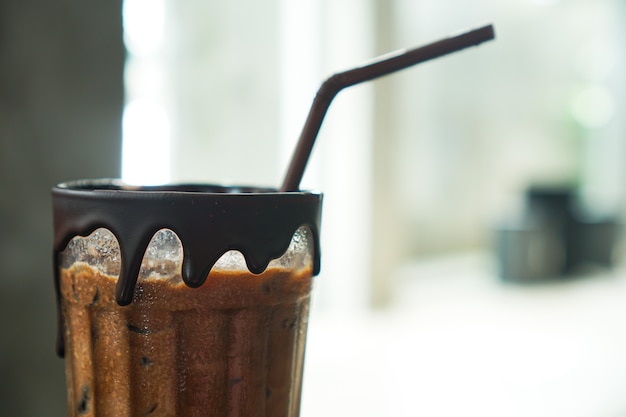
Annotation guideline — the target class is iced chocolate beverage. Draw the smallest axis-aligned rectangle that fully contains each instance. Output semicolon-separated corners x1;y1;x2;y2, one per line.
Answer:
52;181;322;417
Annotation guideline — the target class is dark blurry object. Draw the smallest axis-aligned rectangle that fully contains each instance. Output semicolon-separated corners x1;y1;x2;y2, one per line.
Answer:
0;0;124;415
494;186;622;282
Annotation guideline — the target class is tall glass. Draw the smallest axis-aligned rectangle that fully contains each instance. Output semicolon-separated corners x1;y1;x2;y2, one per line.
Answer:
52;180;322;417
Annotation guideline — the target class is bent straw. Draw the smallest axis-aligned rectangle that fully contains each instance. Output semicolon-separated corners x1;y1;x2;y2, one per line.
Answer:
280;24;495;192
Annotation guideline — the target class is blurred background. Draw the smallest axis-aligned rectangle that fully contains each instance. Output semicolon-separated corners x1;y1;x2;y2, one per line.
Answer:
2;0;626;415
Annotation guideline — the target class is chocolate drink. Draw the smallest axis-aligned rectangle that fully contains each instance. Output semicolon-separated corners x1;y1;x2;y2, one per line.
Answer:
52;182;323;417
60;231;313;417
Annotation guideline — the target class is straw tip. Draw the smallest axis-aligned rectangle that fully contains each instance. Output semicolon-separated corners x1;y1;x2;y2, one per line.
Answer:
482;23;496;39
472;24;495;42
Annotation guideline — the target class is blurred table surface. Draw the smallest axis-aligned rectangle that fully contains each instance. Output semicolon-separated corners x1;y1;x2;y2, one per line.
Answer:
302;252;626;417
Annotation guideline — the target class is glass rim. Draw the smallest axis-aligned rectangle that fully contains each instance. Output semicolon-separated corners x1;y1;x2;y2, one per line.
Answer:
54;179;322;197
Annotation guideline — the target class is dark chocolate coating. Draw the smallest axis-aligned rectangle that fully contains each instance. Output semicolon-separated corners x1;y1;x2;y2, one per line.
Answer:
52;179;322;356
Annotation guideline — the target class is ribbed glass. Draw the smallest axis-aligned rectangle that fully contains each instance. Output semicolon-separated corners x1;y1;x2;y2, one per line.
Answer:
59;227;314;417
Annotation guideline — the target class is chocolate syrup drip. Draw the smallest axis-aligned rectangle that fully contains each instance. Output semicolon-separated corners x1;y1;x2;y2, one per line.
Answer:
52;180;322;356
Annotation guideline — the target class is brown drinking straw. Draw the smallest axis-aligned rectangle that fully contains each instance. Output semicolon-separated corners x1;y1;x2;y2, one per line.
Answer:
281;24;495;192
